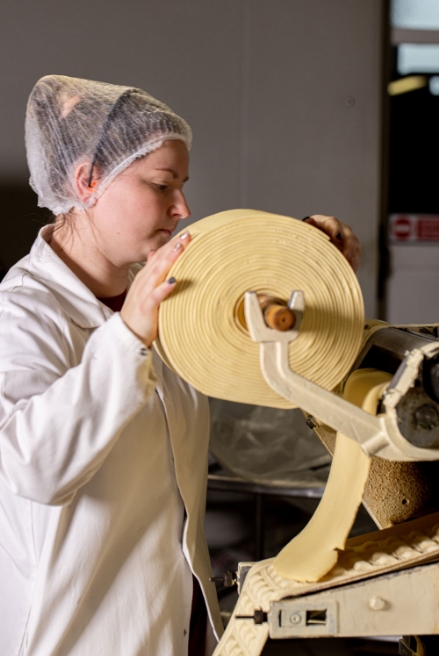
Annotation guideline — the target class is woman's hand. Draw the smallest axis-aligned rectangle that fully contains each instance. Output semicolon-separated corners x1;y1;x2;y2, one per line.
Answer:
121;232;191;347
303;215;361;273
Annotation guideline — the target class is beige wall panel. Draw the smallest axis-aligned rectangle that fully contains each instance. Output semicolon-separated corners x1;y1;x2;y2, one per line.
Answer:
0;0;244;218
0;1;383;317
244;0;384;316
387;245;439;324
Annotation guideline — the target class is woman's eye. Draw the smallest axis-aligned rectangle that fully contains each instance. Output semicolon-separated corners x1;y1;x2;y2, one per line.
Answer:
154;183;168;191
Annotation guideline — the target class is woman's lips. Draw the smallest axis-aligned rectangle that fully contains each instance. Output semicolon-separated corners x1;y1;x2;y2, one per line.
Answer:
158;223;179;236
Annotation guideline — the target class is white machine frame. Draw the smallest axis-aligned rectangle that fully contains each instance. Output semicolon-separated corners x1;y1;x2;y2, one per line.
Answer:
211;293;439;655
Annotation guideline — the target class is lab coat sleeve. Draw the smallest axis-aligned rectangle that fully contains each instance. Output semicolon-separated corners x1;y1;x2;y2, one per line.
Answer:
0;290;157;505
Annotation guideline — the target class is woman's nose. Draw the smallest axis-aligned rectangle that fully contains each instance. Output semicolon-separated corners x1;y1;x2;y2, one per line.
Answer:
171;190;191;220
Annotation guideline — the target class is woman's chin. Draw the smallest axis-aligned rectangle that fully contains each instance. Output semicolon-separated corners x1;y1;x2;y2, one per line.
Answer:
150;233;173;250
132;235;171;262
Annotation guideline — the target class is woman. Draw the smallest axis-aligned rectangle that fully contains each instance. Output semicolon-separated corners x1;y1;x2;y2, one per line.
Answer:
0;75;360;656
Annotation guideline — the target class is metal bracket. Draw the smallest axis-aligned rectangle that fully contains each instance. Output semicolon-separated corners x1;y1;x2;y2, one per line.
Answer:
269;599;338;638
244;290;439;461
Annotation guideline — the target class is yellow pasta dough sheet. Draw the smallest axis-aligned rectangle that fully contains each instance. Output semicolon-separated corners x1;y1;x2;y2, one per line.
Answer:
273;369;392;582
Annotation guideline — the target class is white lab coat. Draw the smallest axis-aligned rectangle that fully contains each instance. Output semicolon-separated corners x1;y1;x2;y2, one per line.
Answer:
0;226;223;656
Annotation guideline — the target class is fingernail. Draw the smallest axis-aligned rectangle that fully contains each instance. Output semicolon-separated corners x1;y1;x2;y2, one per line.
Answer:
168;277;176;284
173;242;182;251
336;232;342;240
302;216;310;221
180;231;190;240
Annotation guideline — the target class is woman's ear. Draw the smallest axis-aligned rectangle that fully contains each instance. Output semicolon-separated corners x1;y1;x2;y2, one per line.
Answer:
73;162;99;203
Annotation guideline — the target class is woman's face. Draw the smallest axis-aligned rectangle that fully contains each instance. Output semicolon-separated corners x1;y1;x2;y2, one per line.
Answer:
90;139;190;267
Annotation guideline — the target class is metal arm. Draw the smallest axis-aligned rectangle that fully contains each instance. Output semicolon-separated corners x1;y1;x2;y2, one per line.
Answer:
244;291;439;461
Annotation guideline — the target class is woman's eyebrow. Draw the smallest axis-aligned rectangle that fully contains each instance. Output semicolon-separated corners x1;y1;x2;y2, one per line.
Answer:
154;167;189;182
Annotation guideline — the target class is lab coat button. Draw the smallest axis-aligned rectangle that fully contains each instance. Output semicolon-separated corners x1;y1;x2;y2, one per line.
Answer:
140;347;148;357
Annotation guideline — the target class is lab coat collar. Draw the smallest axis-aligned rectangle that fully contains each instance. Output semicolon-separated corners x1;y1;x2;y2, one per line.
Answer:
27;226;113;329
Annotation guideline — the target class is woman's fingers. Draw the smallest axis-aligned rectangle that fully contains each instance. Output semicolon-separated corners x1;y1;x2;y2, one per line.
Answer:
133;232;189;297
303;215;361;273
121;232;191;346
146;276;177;307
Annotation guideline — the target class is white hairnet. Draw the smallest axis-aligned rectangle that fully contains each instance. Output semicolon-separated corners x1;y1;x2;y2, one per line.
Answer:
25;75;192;215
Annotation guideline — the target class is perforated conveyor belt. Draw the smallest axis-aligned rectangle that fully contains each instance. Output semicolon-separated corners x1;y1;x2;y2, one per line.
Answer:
213;511;439;656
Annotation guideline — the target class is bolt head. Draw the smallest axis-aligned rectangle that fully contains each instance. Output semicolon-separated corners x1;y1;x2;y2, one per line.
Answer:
253;609;265;624
290;612;302;625
369;596;386;611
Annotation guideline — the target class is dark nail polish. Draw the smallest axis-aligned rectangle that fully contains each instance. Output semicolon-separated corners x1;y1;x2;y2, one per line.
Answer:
168;277;176;284
302;216;311;221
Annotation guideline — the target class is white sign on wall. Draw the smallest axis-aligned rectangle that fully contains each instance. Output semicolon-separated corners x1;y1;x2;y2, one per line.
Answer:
389;214;439;242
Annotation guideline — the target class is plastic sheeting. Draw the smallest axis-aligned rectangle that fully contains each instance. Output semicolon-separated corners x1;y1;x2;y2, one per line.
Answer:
209;400;331;486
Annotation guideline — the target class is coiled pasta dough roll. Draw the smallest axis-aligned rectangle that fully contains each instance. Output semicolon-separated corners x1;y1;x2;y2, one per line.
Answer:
155;209;364;408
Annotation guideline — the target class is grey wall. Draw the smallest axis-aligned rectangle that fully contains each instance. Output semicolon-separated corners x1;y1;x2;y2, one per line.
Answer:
0;0;384;315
